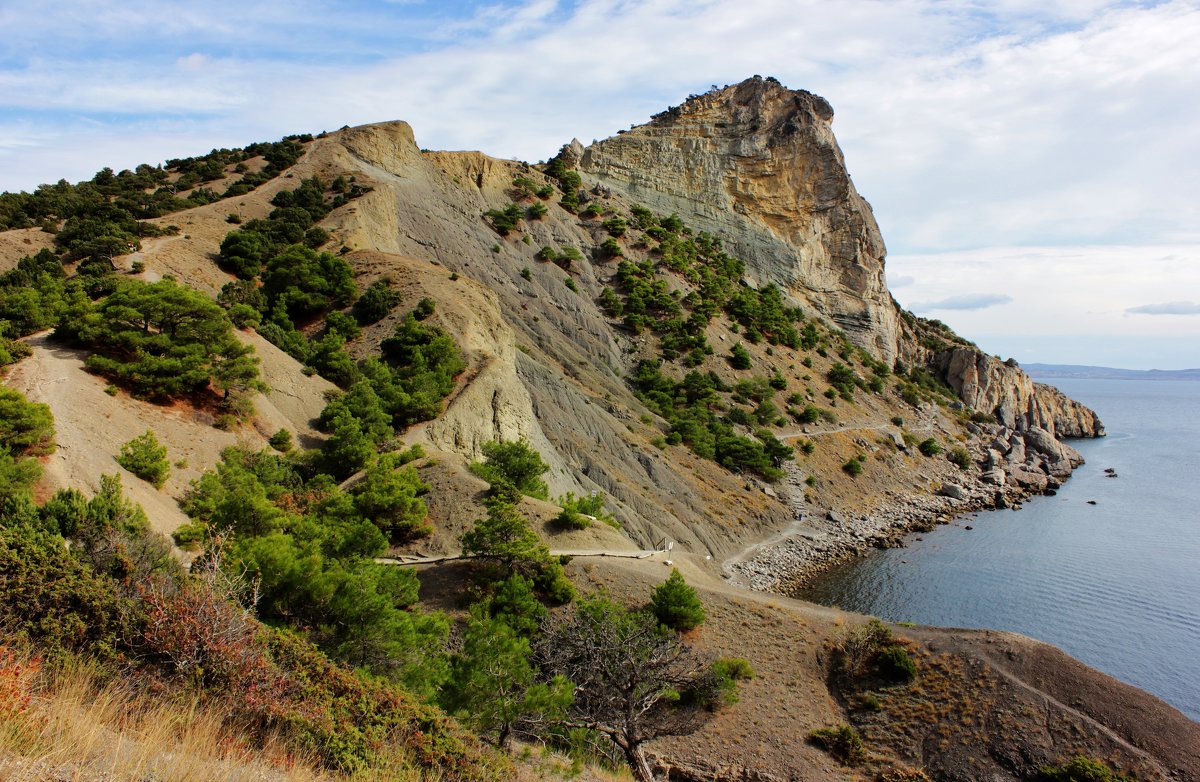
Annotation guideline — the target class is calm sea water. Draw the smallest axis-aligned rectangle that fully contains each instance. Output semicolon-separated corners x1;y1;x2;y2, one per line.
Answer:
796;378;1200;721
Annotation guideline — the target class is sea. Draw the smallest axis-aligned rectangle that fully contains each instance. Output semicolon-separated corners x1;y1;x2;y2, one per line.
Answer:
796;377;1200;722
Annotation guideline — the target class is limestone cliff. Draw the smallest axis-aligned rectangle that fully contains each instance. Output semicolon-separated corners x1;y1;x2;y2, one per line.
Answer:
934;347;1105;438
580;76;1100;441
580;76;901;363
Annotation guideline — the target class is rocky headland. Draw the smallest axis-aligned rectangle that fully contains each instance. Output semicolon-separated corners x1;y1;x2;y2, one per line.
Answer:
6;75;1196;782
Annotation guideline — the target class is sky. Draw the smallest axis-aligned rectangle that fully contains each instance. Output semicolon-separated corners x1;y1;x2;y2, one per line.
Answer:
1;0;1197;369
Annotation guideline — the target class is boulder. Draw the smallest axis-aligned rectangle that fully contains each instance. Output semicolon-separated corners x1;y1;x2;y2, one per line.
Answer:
938;483;967;500
981;468;1007;486
1009;467;1049;491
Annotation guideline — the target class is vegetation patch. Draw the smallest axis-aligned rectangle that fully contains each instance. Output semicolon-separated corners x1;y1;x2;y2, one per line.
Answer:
807;724;865;765
117;429;170;488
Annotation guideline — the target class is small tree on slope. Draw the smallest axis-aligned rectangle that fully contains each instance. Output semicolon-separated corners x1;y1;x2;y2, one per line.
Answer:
650;568;706;631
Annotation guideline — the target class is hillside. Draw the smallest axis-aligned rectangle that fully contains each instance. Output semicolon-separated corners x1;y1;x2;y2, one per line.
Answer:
1;77;1196;781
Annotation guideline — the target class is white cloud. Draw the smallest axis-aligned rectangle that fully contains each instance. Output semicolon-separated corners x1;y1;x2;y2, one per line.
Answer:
912;293;1013;312
1126;301;1200;316
0;1;1196;367
889;244;1200;368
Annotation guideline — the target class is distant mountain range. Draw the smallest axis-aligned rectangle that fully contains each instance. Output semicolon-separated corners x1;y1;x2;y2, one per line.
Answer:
1024;363;1200;381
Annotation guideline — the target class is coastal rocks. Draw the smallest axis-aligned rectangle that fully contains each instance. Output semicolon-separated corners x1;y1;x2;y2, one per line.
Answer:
981;468;1007;486
580;76;901;363
932;347;1104;439
1009;467;1050;492
939;483;968;500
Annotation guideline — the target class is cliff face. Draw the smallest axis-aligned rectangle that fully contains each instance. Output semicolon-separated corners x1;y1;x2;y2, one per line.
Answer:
581;77;901;363
581;77;1101;440
935;347;1105;438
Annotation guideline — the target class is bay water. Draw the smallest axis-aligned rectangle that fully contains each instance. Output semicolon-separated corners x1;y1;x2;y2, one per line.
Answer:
796;378;1200;721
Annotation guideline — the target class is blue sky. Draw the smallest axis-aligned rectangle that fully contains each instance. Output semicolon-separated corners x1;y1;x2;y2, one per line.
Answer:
2;0;1198;369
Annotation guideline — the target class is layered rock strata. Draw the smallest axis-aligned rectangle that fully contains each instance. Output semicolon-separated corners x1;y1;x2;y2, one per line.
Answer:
581;76;901;363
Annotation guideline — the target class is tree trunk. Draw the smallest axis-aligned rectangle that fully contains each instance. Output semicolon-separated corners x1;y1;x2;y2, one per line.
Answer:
624;742;655;782
497;723;511;750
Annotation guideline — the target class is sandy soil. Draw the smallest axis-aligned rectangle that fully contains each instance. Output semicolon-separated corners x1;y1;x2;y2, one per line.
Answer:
6;330;334;537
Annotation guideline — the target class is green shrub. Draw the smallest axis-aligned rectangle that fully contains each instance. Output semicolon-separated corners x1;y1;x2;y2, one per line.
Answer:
553;491;616;530
268;428;294;452
352;278;401;324
842;456;864;477
918;438;942;457
601;216;627;237
470;439;549;500
484;203;522;235
226;303;261;329
730;343;752;370
649;568;705;631
1037;756;1135;782
948;446;972;469
875;644;918;683
0;387;55;456
117;430;170;488
808;725;865;765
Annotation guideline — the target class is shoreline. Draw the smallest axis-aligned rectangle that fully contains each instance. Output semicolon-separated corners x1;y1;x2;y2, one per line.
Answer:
724;464;1057;595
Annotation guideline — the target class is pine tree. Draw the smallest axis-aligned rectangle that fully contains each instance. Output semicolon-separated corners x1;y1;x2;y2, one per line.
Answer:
442;606;571;748
650;568;706;631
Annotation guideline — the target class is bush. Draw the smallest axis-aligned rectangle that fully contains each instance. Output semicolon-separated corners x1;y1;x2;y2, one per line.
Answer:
729;343;752;370
948;446;972;469
1037;756;1136;782
875;644;918;683
842;456;864;477
649;568;705;631
226;303;261;329
553;491;616;530
808;724;865;765
470;439;549;500
352;278;401;324
267;428;293;452
0;524;134;663
484;203;522;236
0;387;55;456
117;430;170;488
918;438;942;457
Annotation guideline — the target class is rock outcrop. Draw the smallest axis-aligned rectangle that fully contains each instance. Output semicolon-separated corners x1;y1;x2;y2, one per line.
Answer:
579;77;1102;441
580;76;901;363
934;346;1104;437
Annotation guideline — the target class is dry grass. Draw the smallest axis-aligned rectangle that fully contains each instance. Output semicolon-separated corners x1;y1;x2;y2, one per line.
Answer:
0;647;339;782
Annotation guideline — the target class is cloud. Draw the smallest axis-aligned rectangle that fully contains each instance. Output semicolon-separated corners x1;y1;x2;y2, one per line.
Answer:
912;293;1013;312
888;274;915;288
1125;301;1200;316
888;244;1200;368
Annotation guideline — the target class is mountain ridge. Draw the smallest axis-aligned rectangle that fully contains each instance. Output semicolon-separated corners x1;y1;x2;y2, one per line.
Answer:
2;76;1196;780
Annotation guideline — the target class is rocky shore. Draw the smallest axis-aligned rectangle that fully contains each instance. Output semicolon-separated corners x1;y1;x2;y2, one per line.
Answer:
725;421;1093;594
